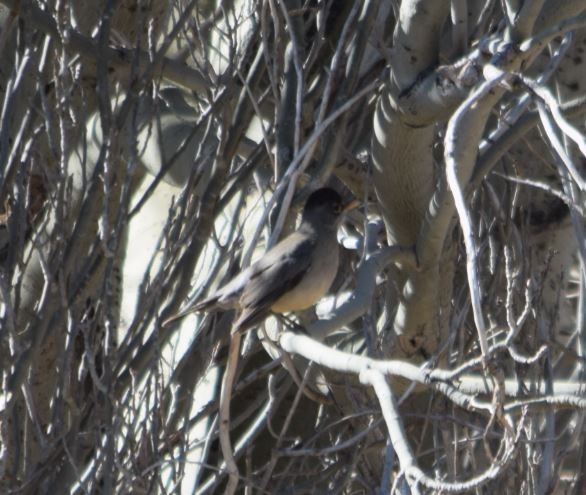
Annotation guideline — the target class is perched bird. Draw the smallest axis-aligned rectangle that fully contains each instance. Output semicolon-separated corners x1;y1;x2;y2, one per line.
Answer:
163;188;358;334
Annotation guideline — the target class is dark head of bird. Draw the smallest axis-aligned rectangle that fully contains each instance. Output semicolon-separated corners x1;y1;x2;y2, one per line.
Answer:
301;188;345;227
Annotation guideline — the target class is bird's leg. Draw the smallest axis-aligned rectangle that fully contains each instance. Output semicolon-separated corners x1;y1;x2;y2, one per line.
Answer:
275;313;308;334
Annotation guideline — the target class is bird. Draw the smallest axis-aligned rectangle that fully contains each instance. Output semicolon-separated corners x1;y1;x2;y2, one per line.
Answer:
162;187;358;334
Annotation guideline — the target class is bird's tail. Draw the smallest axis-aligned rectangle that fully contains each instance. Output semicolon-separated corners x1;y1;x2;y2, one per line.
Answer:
161;296;219;327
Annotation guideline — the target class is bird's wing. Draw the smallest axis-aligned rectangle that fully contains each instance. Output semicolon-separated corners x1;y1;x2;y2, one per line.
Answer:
232;232;316;333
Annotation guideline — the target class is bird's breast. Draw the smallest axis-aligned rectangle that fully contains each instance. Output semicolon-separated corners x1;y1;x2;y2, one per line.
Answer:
270;237;339;313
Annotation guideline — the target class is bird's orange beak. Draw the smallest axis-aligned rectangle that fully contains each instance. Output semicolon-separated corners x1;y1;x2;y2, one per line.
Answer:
343;198;361;213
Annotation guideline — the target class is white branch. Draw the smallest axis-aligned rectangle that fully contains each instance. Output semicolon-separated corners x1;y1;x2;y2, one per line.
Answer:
444;73;509;360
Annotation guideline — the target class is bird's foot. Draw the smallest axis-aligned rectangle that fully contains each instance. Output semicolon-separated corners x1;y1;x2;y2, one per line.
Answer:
278;314;309;335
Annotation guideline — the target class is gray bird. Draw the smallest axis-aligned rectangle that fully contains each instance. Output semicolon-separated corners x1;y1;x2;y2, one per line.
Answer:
162;188;358;334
